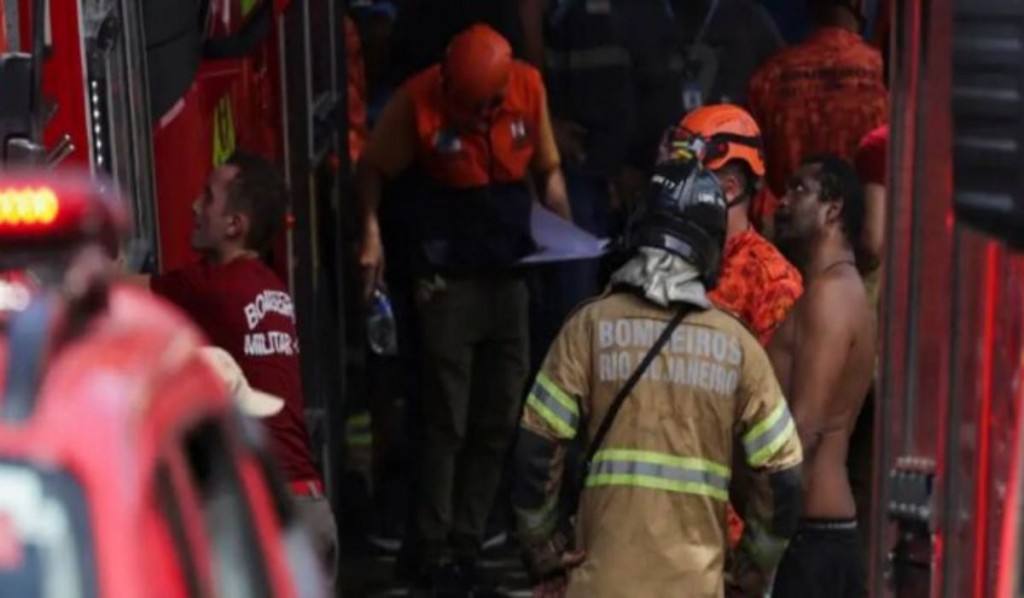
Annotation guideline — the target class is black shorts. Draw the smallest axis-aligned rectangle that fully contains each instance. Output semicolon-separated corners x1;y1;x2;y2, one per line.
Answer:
771;519;866;598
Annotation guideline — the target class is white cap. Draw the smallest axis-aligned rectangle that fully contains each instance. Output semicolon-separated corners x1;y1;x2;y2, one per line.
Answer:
198;347;285;418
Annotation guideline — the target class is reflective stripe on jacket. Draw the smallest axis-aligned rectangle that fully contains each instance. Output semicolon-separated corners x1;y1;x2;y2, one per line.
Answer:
515;291;802;597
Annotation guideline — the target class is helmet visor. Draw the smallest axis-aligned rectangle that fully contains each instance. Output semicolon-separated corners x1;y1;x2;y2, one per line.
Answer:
658;125;704;164
658;125;764;174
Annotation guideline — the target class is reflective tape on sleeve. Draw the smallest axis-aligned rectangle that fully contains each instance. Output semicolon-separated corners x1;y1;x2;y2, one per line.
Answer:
743;403;797;467
515;494;560;541
525;373;580;439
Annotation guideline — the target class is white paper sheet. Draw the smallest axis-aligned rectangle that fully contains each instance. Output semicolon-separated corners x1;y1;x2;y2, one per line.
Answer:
518;202;611;264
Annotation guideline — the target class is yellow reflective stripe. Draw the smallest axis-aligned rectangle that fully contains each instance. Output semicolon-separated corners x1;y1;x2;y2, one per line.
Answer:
587;449;731;501
514;494;560;540
749;418;796;467
592;449;731;478
347;412;372;427
212;95;236;166
345;411;373;447
537;373;579;418
744;403;797;467
586;473;728;501
525;373;579;439
743;403;786;447
346;434;373;448
526;394;576;439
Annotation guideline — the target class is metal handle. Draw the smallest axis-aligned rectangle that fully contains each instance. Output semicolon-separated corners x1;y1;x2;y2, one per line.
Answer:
45;133;74;167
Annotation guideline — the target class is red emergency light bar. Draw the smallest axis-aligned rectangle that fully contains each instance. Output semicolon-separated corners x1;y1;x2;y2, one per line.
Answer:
0;187;60;227
0;172;128;249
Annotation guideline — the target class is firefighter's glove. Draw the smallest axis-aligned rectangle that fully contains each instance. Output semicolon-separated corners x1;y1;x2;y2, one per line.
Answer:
521;531;584;585
725;526;788;597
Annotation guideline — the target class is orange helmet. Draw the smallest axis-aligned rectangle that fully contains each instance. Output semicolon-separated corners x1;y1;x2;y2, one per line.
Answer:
442;24;513;115
664;105;766;177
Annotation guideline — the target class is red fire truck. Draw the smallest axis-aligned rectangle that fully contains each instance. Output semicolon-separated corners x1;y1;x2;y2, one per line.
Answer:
0;0;354;503
0;173;328;595
873;0;1024;596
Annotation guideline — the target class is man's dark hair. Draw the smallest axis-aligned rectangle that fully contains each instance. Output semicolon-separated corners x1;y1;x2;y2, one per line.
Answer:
803;154;865;247
809;0;864;26
225;151;288;253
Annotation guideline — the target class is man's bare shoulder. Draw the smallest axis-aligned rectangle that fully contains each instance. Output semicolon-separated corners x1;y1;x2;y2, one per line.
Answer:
695;305;764;341
797;266;868;331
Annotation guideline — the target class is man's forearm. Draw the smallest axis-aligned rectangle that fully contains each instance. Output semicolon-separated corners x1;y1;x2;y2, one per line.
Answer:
862;184;886;265
729;464;802;595
539;167;572;221
798;426;824;463
514;428;574;581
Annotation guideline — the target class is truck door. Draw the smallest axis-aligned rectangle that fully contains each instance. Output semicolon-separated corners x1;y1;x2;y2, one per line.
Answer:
875;0;1024;596
2;0;158;264
82;0;159;268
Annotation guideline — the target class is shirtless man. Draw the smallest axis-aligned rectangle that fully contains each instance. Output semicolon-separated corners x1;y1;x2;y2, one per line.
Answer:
768;155;876;597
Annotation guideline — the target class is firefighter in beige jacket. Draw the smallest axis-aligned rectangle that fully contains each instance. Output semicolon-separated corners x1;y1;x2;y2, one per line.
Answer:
513;158;804;597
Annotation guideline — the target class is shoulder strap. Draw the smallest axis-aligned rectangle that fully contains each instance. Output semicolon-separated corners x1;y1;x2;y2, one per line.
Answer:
584;303;694;465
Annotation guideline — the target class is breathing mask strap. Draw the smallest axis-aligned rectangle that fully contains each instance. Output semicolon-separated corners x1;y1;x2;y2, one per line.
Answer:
726;196;746;210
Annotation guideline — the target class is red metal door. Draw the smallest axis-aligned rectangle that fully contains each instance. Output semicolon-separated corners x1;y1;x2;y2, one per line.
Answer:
875;0;1024;596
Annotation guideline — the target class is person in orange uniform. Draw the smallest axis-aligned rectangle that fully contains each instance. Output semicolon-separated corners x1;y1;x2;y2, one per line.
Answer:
747;0;888;211
662;104;803;548
663;105;803;346
356;23;570;594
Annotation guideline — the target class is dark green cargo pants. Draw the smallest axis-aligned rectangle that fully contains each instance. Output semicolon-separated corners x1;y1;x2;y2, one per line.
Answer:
413;274;529;561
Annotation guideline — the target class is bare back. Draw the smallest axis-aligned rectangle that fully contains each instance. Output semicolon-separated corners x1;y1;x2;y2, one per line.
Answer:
768;263;876;518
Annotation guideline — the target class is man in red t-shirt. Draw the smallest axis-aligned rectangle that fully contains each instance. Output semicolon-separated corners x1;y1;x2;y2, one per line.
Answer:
144;152;337;583
855;124;888;283
747;0;888;210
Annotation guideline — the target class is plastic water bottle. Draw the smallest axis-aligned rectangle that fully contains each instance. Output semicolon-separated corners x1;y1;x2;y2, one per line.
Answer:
366;288;398;356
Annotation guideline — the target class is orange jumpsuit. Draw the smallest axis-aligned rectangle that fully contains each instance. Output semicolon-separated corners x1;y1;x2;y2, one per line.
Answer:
709;229;803;346
709;228;802;545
